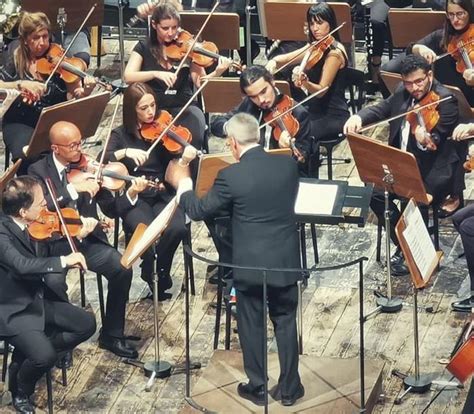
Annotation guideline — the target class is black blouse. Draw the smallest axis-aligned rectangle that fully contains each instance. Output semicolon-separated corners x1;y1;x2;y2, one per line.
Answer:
133;40;194;110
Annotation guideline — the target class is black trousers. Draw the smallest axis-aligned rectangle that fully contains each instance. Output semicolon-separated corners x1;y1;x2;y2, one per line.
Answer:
123;199;187;280
236;283;300;396
49;237;132;337
9;299;96;396
463;378;474;413
453;204;474;289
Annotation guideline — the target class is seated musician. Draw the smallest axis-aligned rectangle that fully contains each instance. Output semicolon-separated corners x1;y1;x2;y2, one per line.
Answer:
265;3;350;146
124;3;232;152
211;65;312;172
344;54;462;276
28;121;139;359
102;82;194;300
0;176;96;414
450;122;474;312
0;12;96;166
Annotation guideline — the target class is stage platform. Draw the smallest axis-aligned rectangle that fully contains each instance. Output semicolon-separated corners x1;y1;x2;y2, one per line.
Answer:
181;350;384;413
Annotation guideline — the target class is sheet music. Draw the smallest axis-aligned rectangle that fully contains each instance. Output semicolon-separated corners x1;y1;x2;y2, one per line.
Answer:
294;182;338;215
402;201;437;281
128;197;178;262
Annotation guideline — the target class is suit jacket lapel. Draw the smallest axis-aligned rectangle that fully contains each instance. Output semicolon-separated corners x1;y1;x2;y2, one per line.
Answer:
4;219;35;254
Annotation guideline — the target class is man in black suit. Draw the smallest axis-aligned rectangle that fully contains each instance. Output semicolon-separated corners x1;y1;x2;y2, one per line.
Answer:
0;176;96;414
28;121;142;359
167;113;304;406
344;54;462;276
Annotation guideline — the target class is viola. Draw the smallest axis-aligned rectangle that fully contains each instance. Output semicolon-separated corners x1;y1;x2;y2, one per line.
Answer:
165;29;241;70
263;95;305;162
304;36;335;70
406;90;441;151
447;322;474;383
67;154;164;191
446;24;474;74
28;207;83;240
140;110;194;154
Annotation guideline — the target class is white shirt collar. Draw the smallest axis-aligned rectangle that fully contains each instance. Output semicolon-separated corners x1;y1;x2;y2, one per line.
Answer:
52;152;67;177
11;217;27;231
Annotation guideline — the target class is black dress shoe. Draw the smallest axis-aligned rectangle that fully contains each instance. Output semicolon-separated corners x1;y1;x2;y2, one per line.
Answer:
55;350;73;369
144;286;172;301
12;392;35;414
390;249;409;276
98;333;138;359
237;382;266;406
281;383;305;406
452;297;473;312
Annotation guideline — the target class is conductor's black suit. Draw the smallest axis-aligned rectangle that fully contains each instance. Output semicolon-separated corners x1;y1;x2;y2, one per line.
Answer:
180;146;302;396
0;213;95;396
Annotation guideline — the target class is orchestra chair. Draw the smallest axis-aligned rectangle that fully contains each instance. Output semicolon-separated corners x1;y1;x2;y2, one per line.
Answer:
1;339;65;414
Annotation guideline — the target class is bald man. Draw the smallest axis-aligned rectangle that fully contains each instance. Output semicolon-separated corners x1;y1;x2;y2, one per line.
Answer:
28;121;147;359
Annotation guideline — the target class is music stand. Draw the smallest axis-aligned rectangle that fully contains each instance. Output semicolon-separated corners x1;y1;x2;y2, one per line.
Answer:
392;198;443;402
347;132;431;313
379;71;402;96
0;159;22;194
21;0;104;33
25;92;110;159
201;78;291;114
444;84;474;122
121;198;179;388
180;12;240;50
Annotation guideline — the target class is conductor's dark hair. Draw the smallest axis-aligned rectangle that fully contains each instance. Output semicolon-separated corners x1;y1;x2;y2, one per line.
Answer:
1;176;40;217
400;54;432;76
240;65;274;93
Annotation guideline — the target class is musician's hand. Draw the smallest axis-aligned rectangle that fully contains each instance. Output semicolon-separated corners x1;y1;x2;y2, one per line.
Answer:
154;71;177;88
78;217;98;240
414;125;432;146
64;252;88;270
452;123;474;141
180;145;198;165
18;80;45;104
413;44;437;64
137;2;154;18
165;159;191;189
279;130;291;148
125;148;148;166
266;59;277;74
463;69;474;86
214;57;233;77
291;67;308;89
73;179;100;198
343;115;363;134
127;176;148;199
83;76;97;96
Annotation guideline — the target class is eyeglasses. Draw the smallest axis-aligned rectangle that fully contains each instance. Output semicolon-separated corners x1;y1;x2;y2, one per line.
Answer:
446;11;468;20
55;141;82;151
402;74;428;88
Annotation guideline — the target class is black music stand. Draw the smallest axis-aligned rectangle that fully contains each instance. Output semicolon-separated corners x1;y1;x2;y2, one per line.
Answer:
347;132;432;314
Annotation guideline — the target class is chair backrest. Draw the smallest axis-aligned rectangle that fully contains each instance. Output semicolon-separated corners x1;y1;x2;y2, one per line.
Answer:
380;71;403;95
388;9;446;48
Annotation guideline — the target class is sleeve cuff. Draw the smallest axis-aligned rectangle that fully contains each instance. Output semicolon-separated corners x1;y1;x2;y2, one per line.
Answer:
60;256;66;268
177;177;193;203
66;184;79;200
126;191;138;206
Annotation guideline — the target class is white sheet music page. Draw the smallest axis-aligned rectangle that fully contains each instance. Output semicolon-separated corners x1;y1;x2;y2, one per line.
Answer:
402;200;437;281
294;182;338;215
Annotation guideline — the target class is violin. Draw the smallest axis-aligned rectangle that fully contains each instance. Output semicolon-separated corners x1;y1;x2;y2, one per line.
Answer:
67;154;164;191
446;24;474;74
165;29;241;70
28;207;83;240
406;90;441;151
303;36;335;70
262;95;305;162
140;110;195;154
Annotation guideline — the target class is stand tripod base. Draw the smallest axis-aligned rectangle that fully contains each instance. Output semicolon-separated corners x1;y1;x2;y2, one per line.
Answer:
111;79;128;91
375;296;403;313
144;360;172;379
394;374;431;404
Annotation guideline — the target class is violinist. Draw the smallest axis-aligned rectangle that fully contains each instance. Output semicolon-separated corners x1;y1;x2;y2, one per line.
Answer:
0;11;96;167
211;65;312;172
0;176;95;414
265;3;350;144
408;0;473;106
124;3;232;150
28;121;140;360
102;82;189;300
344;54;462;276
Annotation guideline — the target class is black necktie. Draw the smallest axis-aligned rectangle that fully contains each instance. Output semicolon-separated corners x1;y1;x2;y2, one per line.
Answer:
60;169;68;186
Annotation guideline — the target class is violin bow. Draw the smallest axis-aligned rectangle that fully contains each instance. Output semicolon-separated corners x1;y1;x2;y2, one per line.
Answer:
43;3;97;88
273;22;346;75
167;1;220;87
258;86;329;129
45;177;85;270
359;95;452;133
435;38;474;61
141;79;210;163
94;95;122;183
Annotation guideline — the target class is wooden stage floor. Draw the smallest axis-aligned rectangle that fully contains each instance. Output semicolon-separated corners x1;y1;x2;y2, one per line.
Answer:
0;39;472;413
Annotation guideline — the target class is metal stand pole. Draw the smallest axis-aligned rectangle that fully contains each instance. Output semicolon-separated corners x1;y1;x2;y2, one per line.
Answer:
297;279;304;354
111;0;128;91
262;270;269;414
359;260;366;413
244;0;253;66
57;8;67;47
143;261;172;391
